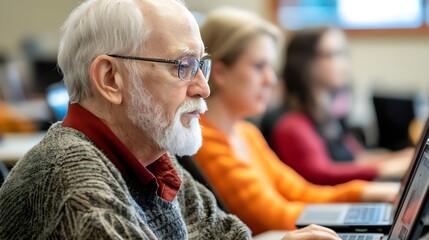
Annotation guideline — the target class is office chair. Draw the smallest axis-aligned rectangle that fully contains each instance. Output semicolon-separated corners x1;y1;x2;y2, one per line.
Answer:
260;105;288;148
176;155;228;212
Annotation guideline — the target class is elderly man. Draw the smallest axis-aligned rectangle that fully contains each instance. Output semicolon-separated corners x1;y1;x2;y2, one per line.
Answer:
0;0;341;239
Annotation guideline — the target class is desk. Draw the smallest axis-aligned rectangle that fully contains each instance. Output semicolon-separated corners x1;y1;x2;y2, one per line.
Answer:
0;132;46;165
10;99;51;122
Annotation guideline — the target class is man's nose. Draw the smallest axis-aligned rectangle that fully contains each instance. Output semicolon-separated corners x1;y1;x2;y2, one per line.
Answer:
186;70;211;99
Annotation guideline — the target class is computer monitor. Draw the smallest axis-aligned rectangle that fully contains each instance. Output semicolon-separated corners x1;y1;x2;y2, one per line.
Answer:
46;83;69;121
373;95;415;151
33;59;63;94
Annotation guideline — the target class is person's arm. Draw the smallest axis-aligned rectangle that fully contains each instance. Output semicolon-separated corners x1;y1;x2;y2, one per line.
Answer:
271;114;378;185
194;122;362;234
251;122;399;203
242;121;368;203
281;225;341;240
194;147;308;233
265;148;398;203
355;148;413;179
40;158;159;239
51;197;158;240
194;121;394;234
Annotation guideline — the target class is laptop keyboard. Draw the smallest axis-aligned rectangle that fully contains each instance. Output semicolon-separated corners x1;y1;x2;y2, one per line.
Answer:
338;234;383;240
344;205;382;224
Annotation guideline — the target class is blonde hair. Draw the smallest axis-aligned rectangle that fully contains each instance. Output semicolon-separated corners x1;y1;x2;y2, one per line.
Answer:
200;7;282;92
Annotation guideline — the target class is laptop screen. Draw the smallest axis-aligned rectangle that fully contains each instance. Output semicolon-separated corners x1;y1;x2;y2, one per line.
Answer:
392;119;429;220
389;139;429;240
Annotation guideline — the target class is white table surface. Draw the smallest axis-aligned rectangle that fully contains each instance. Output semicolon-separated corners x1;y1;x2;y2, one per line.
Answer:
0;132;46;164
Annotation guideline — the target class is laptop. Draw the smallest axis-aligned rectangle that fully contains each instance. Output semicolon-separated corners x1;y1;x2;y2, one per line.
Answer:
296;119;429;234
337;139;429;240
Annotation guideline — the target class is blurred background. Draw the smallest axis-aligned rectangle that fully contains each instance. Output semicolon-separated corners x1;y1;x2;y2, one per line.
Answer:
1;0;429;149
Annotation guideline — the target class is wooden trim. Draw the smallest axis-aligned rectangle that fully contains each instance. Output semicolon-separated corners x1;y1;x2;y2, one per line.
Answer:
268;0;280;23
345;26;429;36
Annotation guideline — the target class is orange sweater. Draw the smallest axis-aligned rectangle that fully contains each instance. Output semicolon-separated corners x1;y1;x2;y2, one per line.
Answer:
0;102;35;133
194;116;368;235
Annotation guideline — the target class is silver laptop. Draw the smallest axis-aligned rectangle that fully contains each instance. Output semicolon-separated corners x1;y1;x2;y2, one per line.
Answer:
296;119;429;234
337;140;429;240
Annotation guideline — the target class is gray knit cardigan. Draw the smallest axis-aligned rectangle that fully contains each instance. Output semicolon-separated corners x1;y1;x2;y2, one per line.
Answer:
0;123;251;239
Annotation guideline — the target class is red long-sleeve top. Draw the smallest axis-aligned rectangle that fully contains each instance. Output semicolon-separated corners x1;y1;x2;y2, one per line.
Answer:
271;112;378;185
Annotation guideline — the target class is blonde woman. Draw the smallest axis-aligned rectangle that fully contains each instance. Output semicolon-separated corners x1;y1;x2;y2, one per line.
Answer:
194;7;399;235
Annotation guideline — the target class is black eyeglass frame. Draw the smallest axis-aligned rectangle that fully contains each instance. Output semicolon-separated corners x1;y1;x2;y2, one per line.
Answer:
107;54;211;82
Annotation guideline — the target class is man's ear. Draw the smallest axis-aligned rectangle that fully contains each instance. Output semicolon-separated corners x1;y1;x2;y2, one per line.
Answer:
210;60;229;90
89;55;124;105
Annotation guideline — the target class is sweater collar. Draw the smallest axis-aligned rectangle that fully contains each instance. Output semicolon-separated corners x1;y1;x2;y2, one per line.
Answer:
62;103;181;202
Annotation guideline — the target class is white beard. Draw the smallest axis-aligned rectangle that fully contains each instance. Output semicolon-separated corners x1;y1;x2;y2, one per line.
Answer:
127;77;207;157
158;99;207;156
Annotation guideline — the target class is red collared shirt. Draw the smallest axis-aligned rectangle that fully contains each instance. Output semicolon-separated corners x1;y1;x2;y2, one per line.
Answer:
62;103;181;202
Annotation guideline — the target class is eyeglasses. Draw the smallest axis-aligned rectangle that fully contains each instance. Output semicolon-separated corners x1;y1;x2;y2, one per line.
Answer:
108;54;211;82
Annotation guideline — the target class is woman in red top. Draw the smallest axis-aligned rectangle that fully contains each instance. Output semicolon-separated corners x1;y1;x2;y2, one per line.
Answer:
268;27;412;185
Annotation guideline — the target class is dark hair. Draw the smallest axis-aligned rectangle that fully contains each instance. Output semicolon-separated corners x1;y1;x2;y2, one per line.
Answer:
282;26;332;118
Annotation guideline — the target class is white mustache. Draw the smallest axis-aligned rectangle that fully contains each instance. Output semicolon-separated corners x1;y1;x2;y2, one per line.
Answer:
178;98;208;115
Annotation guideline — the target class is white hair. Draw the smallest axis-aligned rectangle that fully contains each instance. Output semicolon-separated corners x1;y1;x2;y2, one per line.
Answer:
58;0;187;103
58;0;148;103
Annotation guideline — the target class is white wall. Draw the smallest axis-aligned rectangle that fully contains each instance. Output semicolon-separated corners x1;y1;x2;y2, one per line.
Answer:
0;0;79;57
348;35;429;127
186;0;266;15
349;36;429;93
0;0;265;56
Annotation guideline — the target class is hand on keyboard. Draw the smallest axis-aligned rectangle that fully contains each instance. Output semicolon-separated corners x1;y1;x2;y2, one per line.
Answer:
281;224;341;240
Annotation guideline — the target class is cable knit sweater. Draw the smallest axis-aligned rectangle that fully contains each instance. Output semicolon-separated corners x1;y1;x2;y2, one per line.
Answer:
0;123;251;239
